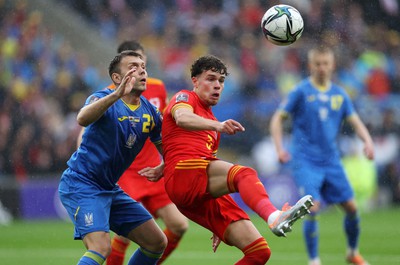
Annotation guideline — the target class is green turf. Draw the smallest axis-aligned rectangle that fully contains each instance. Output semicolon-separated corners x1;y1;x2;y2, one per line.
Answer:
0;206;399;264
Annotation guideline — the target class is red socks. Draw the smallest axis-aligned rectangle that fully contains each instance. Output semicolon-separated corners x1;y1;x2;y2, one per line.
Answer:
228;166;277;222
156;228;182;264
107;229;182;265
107;237;130;265
236;237;271;264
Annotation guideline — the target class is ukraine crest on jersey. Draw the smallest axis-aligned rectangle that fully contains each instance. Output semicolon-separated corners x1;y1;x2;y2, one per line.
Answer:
68;88;163;190
281;78;355;163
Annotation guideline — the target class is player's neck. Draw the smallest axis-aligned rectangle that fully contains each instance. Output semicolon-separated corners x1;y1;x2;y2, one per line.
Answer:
310;77;331;92
121;93;141;105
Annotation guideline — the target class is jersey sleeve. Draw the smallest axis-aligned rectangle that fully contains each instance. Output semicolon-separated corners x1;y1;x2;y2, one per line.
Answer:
170;91;196;118
149;106;163;144
84;90;109;107
280;87;302;116
342;91;356;119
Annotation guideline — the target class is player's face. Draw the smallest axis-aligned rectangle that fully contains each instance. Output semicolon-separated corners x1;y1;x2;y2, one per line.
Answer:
192;70;225;106
119;55;148;92
308;52;335;84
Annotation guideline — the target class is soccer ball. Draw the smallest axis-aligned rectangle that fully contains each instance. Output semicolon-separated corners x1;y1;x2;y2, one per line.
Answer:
261;4;304;46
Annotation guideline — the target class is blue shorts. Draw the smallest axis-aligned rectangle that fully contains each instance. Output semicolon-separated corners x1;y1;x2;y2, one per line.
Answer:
290;158;353;204
58;168;152;240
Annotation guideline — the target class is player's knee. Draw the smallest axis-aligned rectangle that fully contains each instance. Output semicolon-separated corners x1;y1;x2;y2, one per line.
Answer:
261;247;272;263
170;218;189;236
90;242;112;258
154;232;168;252
243;246;271;264
234;166;258;181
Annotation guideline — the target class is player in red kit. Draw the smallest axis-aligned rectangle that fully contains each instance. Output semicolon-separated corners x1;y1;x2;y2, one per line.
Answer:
146;55;313;264
75;41;188;265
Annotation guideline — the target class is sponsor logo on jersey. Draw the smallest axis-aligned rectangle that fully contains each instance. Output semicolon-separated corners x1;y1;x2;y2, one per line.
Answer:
118;116;140;127
307;95;316;102
318;93;329;102
129;116;141;127
176;93;189;102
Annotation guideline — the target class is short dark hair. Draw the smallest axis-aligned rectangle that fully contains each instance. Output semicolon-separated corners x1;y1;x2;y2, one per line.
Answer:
108;50;143;77
308;45;334;61
117;40;144;53
190;55;229;78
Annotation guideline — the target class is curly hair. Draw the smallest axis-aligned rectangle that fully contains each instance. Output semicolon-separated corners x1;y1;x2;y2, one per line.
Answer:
190;55;229;78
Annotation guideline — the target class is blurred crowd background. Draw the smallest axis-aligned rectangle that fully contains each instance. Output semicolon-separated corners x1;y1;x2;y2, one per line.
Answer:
0;0;399;207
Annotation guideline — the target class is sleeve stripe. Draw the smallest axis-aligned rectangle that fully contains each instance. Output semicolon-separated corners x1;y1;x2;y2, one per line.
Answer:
171;103;193;116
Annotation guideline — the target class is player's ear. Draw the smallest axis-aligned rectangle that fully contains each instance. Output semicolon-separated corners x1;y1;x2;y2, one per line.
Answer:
192;76;198;89
111;72;122;84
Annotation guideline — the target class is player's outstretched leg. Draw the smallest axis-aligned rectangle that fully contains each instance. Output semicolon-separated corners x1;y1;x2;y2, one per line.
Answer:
268;195;314;237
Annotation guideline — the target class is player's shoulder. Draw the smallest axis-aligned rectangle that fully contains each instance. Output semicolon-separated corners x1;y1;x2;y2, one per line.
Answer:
296;78;312;90
91;87;113;97
173;89;195;101
330;82;346;92
140;95;154;106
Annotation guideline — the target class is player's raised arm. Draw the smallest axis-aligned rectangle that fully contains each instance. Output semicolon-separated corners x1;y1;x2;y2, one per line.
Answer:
173;105;245;135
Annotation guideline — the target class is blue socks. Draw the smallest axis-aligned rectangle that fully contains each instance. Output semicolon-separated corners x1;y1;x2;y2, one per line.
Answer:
303;214;319;259
127;247;163;265
344;212;360;249
303;211;361;260
78;250;105;265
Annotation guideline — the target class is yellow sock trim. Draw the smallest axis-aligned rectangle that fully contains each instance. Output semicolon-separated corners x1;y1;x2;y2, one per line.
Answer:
83;251;105;264
139;247;163;259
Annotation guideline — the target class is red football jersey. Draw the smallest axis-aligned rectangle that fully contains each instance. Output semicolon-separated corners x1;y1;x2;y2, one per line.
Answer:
162;90;221;178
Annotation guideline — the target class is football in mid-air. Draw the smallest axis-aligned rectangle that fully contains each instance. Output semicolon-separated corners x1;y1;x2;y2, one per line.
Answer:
261;4;304;46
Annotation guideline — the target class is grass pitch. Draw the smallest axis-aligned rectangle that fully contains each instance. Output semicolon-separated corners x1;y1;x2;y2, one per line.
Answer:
0;206;399;265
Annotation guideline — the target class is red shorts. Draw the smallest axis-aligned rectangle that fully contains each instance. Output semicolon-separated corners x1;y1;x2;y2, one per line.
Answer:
164;159;249;243
118;168;172;218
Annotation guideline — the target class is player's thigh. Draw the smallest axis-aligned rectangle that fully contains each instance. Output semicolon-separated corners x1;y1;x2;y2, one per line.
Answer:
59;175;113;239
178;194;249;243
207;160;235;196
323;165;354;204
156;203;188;235
82;231;111;254
126;218;166;251
291;159;324;200
109;188;153;238
141;183;172;217
224;219;263;250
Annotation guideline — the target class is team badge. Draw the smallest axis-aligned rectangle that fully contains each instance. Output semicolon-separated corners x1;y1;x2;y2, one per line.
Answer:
84;212;93;226
125;133;137;148
176;93;189;102
318;93;329;102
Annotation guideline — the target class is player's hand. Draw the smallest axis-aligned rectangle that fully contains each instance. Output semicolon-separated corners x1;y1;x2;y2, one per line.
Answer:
139;163;164;182
219;119;245;135
278;149;291;163
115;67;137;98
363;141;374;160
210;233;221;253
